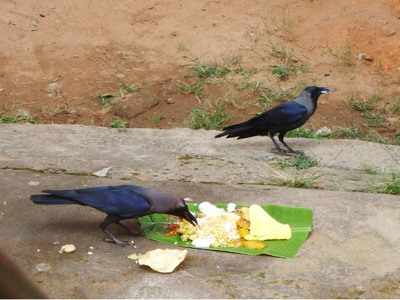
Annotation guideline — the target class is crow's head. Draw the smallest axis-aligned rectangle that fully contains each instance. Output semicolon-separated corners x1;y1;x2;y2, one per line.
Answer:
169;198;198;226
303;86;333;102
147;189;198;226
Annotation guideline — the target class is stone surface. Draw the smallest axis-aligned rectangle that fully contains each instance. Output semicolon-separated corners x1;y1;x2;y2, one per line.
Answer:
1;169;400;298
0;125;400;298
0;125;399;192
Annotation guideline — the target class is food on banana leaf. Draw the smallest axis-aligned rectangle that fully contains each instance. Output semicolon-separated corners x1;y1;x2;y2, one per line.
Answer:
245;204;292;240
171;202;292;249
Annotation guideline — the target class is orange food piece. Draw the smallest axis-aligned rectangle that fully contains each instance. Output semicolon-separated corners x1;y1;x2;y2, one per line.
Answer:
241;240;266;249
166;224;179;236
237;218;249;229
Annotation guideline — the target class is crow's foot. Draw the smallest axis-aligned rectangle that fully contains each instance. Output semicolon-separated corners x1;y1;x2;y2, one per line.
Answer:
117;221;142;236
291;150;305;155
103;236;130;247
271;148;292;156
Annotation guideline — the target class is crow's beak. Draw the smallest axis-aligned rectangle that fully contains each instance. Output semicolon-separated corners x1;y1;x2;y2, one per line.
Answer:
176;207;198;227
320;87;334;94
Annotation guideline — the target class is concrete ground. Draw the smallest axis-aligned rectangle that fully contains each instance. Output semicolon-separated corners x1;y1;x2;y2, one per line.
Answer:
1;125;400;298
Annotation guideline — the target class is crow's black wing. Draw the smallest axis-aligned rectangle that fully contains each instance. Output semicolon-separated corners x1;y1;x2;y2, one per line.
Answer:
43;185;151;217
246;101;308;130
216;101;308;138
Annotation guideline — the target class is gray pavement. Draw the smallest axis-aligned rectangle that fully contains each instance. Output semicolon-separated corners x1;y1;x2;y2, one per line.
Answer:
1;125;400;298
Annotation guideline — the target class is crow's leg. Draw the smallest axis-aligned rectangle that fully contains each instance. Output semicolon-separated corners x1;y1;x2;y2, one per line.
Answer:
100;215;130;246
116;220;142;236
278;133;302;154
269;133;287;154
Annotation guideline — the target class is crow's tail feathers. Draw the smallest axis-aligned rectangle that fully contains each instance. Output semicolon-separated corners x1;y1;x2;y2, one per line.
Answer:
215;121;260;139
31;194;75;205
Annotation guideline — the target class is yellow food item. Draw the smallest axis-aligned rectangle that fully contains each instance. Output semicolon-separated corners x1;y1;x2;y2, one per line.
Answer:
178;213;240;248
239;227;249;238
241;240;266;249
245;204;292;240
238;207;250;221
177;219;197;242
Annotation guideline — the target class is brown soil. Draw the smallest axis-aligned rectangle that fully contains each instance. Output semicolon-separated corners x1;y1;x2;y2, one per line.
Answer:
1;0;400;137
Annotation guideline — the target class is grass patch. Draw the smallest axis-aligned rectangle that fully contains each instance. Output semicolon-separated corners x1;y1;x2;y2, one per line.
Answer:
271;65;290;80
374;174;400;195
119;83;138;96
330;127;363;139
110;117;128;128
177;80;204;98
98;83;138;106
285;126;393;144
193;63;231;79
287;126;369;141
152;114;164;126
349;96;376;113
97;94;115;106
395;132;400;145
277;153;318;170
270;45;307;80
271;62;306;81
256;85;305;109
363;130;389;144
361;164;379;175
276;175;319;189
271;44;295;62
286;128;320;138
0;114;36;124
363;111;385;127
190;104;230;130
349;95;386;127
389;99;400;114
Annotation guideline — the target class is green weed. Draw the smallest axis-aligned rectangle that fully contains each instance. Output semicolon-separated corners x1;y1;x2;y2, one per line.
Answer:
190;104;230;130
363;111;385;127
0;114;36;124
375;174;400;195
277;153;318;170
390;99;400;114
177;81;204;98
363;130;389;144
193;63;231;79
152;115;163;126
110;117;128;128
98;83;138;106
97;94;115;106
276;175;319;189
330;127;363;139
270;44;306;80
395;132;400;145
119;83;138;96
286;128;319;138
361;164;379;175
349;96;375;113
272;65;290;80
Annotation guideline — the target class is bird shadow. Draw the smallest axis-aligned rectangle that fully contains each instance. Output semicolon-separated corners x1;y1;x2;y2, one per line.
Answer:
43;218;143;237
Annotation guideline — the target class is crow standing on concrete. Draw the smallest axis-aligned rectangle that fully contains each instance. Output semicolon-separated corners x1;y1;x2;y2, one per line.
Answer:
215;86;332;154
31;185;197;246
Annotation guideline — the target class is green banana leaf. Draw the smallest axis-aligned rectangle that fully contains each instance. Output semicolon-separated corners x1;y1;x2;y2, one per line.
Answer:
138;203;313;258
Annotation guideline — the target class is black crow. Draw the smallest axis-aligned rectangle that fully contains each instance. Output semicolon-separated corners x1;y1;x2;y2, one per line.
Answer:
215;86;332;154
31;185;197;246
